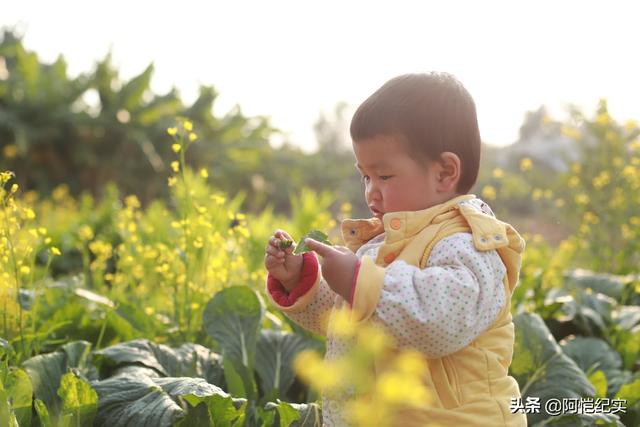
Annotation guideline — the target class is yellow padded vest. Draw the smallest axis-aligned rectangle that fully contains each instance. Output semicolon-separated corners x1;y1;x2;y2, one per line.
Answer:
339;195;527;426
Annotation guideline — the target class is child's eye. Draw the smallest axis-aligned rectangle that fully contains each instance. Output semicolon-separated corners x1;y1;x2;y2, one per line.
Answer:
360;175;370;183
380;175;393;181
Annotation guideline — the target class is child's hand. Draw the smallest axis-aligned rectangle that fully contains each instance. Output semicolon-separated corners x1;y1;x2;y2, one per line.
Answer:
264;229;303;292
303;238;359;302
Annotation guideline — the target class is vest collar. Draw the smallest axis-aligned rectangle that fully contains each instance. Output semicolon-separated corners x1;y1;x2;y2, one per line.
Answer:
341;194;476;248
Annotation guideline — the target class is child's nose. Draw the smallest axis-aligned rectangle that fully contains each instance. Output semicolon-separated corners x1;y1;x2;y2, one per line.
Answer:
366;183;381;201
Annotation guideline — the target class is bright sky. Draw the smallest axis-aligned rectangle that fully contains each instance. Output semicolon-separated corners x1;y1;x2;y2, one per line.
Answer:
3;0;639;153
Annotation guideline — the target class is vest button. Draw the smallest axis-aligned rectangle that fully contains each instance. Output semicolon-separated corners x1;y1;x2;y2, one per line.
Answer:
384;253;396;264
390;218;402;230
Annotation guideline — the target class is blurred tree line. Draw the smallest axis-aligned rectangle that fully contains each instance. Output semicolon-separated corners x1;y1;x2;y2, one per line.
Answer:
0;29;364;216
3;27;637;252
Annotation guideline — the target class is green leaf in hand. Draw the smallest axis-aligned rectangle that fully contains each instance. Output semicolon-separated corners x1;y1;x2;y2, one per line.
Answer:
293;230;332;255
278;240;293;250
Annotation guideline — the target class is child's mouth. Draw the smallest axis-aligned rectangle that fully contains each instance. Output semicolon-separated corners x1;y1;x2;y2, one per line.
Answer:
370;206;383;217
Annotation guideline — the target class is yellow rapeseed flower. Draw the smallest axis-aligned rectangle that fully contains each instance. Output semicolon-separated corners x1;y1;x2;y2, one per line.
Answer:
188;132;198;142
183;120;193;131
0;171;15;184
172;143;181;153
621;224;633;240
167;127;178;136
575;194;590;205
492;168;504;179
50;247;61;256
605;131;618;142
532;189;543;201
3;145;17;159
78;225;94;241
200;168;208;178
23;208;36;220
592;171;611;189
568;176;580;188
520;158;533;172
171;161;180;173
482;185;496;201
124;195;141;209
19;265;30;275
168;177;177;187
583;212;599;224
358;325;391;353
211;194;225;205
561;126;582;140
596;112;611;126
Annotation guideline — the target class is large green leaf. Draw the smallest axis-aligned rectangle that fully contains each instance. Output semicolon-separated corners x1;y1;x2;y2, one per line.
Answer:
34;399;52;427
264;401;322;427
92;375;181;427
613;306;640;331
552;293;609;338
168;377;246;427
94;339;225;387
564;270;625;300
615;375;640;407
203;286;264;399
561;337;624;396
2;367;32;426
0;388;19;427
512;313;596;425
57;371;98;427
255;330;318;400
22;341;93;418
91;374;244;427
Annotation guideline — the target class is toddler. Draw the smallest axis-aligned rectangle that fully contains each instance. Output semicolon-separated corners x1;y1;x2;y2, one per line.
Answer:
264;73;526;426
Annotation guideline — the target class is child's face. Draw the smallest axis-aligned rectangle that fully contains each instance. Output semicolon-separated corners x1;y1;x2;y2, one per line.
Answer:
353;135;446;219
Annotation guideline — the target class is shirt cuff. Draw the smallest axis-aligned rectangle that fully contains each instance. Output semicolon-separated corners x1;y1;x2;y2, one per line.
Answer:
266;252;321;312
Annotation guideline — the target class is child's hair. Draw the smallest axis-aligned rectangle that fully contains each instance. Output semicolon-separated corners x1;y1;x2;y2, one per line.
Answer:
350;72;481;193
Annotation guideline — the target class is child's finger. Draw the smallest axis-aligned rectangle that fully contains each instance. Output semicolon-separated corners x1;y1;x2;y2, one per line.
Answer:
264;253;285;268
304;238;339;257
274;229;294;242
268;236;283;248
265;245;285;258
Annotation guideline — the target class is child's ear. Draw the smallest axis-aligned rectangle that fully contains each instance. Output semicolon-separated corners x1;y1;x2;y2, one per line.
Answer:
435;152;461;192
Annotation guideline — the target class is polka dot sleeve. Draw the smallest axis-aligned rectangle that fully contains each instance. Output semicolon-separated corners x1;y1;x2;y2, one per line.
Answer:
371;232;507;358
282;277;336;337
